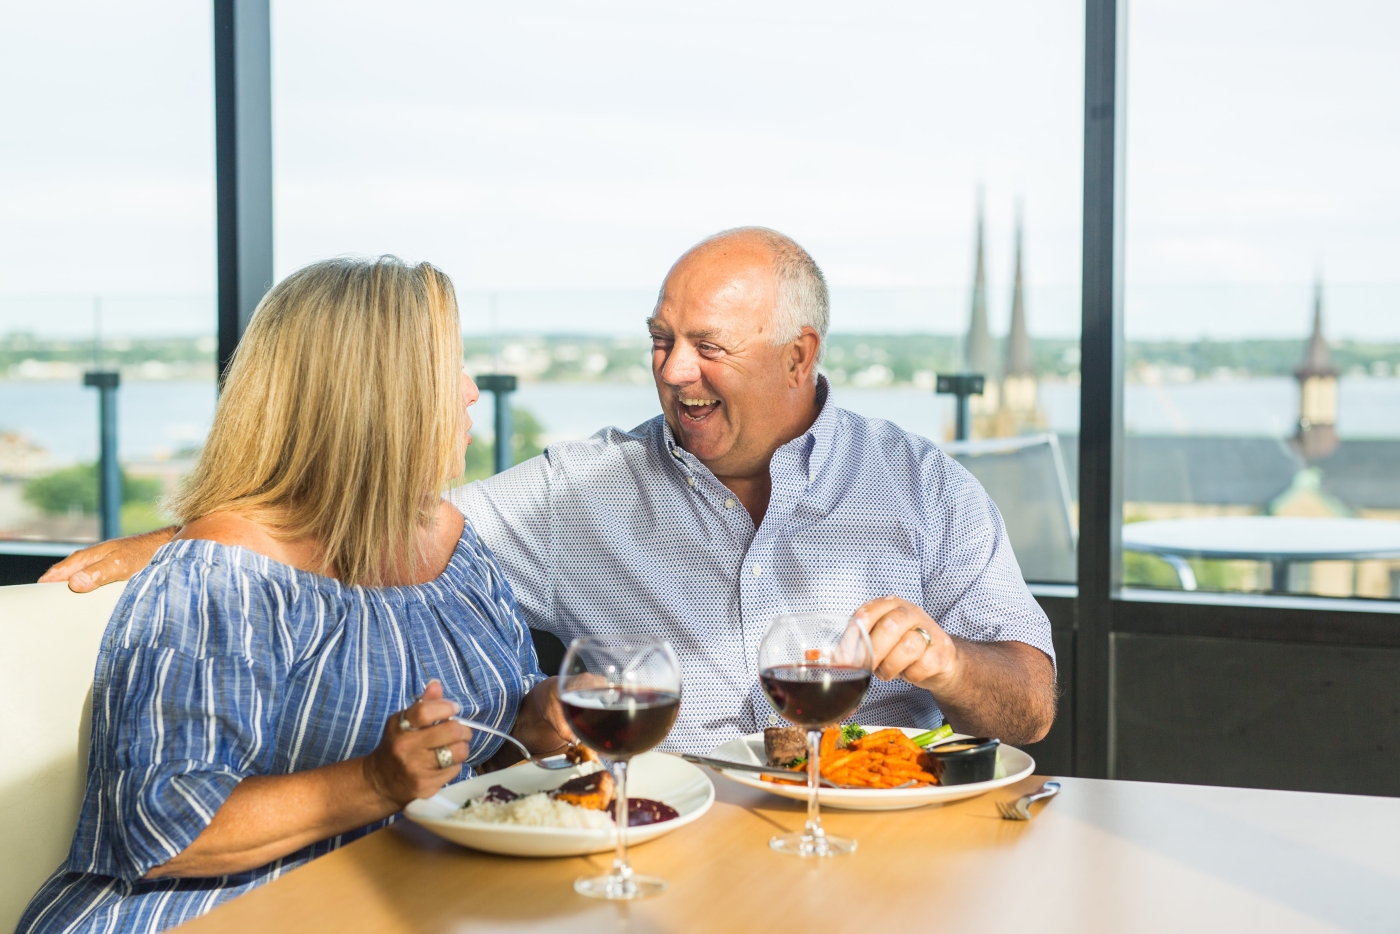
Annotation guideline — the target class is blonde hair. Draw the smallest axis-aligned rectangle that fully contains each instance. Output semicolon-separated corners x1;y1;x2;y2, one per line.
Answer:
171;256;463;587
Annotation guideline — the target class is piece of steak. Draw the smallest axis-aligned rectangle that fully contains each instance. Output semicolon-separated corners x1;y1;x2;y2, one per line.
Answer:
764;725;808;766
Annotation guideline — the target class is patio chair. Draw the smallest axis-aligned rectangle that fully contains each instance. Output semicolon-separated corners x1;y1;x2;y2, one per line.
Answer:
943;433;1078;584
0;581;125;932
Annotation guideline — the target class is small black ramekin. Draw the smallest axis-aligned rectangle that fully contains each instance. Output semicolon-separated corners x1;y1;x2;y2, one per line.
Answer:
927;737;1000;785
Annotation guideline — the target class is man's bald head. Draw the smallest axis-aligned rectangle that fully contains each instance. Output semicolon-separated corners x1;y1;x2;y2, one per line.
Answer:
647;227;828;486
660;227;829;362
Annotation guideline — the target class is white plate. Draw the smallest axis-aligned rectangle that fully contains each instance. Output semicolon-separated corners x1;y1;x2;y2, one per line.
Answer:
404;752;715;857
708;727;1035;811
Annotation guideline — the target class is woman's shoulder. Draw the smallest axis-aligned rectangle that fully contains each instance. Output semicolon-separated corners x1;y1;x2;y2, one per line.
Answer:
175;511;327;573
111;529;338;659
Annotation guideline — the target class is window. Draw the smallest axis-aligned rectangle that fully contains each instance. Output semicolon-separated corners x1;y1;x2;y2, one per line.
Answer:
1122;0;1400;599
0;2;216;545
273;0;1083;578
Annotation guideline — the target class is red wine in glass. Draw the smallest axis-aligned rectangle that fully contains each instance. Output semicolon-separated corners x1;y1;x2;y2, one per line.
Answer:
560;687;681;758
559;636;682;901
760;665;871;728
756;613;873;858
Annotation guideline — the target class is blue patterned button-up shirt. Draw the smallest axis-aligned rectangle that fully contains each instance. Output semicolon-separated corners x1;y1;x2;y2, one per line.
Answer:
454;380;1053;753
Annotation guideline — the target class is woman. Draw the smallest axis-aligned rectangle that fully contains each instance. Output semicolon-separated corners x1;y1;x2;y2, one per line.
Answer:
20;257;567;933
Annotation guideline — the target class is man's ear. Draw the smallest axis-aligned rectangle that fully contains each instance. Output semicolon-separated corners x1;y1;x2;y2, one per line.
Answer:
787;327;822;387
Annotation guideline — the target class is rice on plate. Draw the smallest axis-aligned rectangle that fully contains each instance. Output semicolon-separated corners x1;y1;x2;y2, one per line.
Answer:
451;792;614;829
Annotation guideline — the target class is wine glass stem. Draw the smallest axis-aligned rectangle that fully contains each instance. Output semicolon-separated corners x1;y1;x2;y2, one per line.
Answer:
805;729;824;843
611;759;633;889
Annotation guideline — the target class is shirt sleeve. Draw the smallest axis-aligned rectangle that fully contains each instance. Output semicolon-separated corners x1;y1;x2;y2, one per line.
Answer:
919;448;1057;666
450;453;555;633
69;558;278;881
460;517;548;693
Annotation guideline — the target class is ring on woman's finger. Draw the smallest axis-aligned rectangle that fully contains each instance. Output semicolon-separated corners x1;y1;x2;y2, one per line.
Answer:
913;626;933;649
434;746;454;769
398;715;414;733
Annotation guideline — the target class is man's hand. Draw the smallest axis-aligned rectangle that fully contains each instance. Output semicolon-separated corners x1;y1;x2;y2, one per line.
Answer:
482;677;577;771
39;526;178;592
853;595;1056;746
854;595;960;691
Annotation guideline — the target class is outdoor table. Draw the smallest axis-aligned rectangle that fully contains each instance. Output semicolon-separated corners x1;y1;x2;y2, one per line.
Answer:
1121;516;1400;592
179;768;1400;934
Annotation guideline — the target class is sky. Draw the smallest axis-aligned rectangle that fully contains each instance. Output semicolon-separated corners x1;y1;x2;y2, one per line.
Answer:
0;0;1395;341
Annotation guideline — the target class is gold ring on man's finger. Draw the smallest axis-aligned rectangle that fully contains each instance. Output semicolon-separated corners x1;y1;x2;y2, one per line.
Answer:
913;626;933;649
434;746;454;769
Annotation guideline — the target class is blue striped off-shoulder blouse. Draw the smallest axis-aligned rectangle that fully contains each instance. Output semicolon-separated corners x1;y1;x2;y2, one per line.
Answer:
19;514;543;934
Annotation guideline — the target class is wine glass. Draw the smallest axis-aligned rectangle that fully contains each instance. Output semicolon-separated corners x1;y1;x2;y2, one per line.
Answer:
559;635;682;900
758;612;874;857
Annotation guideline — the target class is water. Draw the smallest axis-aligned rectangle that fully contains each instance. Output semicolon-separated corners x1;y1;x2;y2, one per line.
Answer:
0;380;217;463
3;377;1399;465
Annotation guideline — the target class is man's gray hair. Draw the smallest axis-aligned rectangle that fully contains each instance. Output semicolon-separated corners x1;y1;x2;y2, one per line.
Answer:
678;226;831;361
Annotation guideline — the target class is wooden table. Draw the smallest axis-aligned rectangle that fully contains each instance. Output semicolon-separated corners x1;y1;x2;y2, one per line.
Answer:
181;770;1400;934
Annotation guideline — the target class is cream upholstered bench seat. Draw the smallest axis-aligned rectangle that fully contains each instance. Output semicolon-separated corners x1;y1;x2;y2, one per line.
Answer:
0;582;126;934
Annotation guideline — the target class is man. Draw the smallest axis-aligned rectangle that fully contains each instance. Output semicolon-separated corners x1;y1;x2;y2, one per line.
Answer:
45;227;1056;750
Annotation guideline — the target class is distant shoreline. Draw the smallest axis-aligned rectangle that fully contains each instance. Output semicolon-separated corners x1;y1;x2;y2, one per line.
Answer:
3;377;1399;469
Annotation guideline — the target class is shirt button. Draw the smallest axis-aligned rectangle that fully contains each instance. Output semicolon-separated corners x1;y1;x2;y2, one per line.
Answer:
752;564;763;577
724;498;736;509
688;476;695;487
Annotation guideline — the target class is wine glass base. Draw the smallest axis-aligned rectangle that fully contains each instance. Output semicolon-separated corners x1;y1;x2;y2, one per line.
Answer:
769;832;857;857
574;873;668;900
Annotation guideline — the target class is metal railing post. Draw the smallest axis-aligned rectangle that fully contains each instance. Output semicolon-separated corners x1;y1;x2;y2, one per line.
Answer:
476;374;518;474
83;370;121;540
935;373;986;442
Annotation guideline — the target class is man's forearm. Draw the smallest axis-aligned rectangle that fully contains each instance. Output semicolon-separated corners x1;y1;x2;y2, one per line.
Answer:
927;640;1056;746
40;525;179;591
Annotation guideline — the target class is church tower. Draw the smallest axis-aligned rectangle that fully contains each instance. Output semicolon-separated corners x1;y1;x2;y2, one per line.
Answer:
994;205;1046;436
963;190;999;431
963;189;997;380
1294;278;1339;463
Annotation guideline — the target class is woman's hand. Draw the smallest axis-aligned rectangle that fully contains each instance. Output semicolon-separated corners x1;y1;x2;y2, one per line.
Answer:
362;679;473;807
147;678;473;880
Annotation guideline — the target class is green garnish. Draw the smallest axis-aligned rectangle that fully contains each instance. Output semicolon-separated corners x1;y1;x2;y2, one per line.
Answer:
910;724;954;747
840;723;868;745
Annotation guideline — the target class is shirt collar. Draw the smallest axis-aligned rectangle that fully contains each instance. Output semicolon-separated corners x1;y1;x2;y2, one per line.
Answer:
656;374;840;488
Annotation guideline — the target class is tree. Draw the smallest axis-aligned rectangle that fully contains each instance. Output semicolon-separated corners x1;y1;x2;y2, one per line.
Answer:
461;406;545;482
22;463;163;515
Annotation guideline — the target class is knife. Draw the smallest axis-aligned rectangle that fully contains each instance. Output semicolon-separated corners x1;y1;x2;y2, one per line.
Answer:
679;753;808;779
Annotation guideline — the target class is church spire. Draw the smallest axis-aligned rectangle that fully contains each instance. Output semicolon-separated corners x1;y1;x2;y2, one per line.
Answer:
1293;275;1339;463
1297;277;1337;380
1004;203;1033;378
963;187;996;377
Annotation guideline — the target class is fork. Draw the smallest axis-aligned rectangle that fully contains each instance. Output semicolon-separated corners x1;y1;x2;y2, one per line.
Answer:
996;781;1061;820
447;716;578;770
